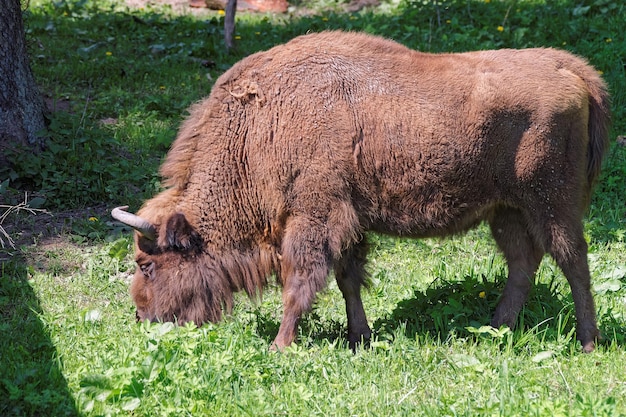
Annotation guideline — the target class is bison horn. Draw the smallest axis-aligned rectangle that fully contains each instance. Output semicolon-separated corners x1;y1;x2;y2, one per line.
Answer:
111;206;157;241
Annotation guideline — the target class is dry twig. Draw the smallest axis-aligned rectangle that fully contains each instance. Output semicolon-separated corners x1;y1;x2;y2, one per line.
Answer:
0;194;49;250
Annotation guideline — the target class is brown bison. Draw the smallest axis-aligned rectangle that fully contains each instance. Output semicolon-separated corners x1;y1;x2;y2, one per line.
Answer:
112;31;610;352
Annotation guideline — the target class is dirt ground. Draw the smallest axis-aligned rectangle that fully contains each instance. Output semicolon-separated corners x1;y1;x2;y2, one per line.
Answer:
0;202;112;263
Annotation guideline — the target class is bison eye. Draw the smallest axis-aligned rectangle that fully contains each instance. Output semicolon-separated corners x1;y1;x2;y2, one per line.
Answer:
139;262;155;279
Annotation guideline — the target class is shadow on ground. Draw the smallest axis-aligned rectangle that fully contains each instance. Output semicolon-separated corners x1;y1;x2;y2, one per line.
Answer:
373;272;626;349
254;270;626;350
374;273;559;339
254;306;347;348
0;259;78;416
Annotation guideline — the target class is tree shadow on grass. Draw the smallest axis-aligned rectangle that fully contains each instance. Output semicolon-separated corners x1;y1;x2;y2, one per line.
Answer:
0;259;78;417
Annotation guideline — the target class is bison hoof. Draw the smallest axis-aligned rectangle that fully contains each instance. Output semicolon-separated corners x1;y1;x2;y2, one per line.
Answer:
348;331;372;352
269;341;287;352
582;340;595;353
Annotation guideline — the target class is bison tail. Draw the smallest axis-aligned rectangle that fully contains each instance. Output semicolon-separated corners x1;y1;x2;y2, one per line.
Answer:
585;73;611;189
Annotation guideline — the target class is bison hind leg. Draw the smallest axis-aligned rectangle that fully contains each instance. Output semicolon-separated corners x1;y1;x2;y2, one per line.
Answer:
489;207;545;330
547;222;599;352
334;237;372;351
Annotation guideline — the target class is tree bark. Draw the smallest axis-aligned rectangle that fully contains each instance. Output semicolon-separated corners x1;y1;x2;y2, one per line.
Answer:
224;0;237;49
0;0;47;164
224;0;237;50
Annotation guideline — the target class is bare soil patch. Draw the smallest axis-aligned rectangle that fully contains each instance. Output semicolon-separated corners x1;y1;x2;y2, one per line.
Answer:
0;203;112;265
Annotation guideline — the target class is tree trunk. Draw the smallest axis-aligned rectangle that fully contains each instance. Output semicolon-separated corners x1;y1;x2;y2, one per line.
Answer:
0;0;47;165
224;0;237;50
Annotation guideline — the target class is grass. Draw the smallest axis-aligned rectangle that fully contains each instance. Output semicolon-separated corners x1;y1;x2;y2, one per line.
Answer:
4;231;626;416
2;0;626;415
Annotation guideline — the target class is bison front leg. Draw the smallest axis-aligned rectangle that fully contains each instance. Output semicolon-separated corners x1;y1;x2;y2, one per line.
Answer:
334;238;371;350
272;265;330;350
271;218;332;351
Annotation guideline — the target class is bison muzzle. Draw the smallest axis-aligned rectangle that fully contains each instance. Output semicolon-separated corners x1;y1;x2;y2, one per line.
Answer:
112;31;610;353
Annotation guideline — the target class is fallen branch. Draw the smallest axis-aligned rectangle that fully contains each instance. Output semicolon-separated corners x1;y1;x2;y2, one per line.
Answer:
0;194;49;250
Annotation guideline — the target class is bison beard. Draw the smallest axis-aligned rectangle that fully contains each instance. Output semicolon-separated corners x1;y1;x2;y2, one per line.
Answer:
112;31;610;353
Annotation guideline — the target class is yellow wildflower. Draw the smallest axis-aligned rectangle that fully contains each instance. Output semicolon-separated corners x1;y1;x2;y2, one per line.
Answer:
479;291;486;299
497;26;504;32
88;217;98;222
235;35;242;40
218;9;225;15
105;51;112;56
605;38;612;43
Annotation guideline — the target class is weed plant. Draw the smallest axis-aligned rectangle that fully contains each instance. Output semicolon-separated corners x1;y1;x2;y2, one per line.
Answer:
1;0;625;416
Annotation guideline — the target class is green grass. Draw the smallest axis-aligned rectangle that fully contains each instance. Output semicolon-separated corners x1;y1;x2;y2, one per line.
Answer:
2;0;626;415
4;231;626;416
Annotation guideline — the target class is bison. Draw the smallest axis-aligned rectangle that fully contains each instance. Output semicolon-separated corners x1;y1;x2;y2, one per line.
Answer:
112;31;610;352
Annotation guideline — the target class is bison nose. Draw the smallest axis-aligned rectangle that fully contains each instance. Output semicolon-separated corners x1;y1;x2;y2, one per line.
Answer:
135;310;141;322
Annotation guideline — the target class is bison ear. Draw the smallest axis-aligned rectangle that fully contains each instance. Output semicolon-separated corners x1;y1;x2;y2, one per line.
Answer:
140;261;156;280
160;213;203;253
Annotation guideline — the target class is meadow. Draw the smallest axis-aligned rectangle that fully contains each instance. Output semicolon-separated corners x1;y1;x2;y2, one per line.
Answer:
1;0;625;415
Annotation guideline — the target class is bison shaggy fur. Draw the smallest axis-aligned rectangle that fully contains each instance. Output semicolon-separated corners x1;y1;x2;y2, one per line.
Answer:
113;31;610;352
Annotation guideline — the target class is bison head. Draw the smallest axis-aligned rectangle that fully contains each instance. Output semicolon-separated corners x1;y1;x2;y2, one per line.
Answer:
112;206;231;326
